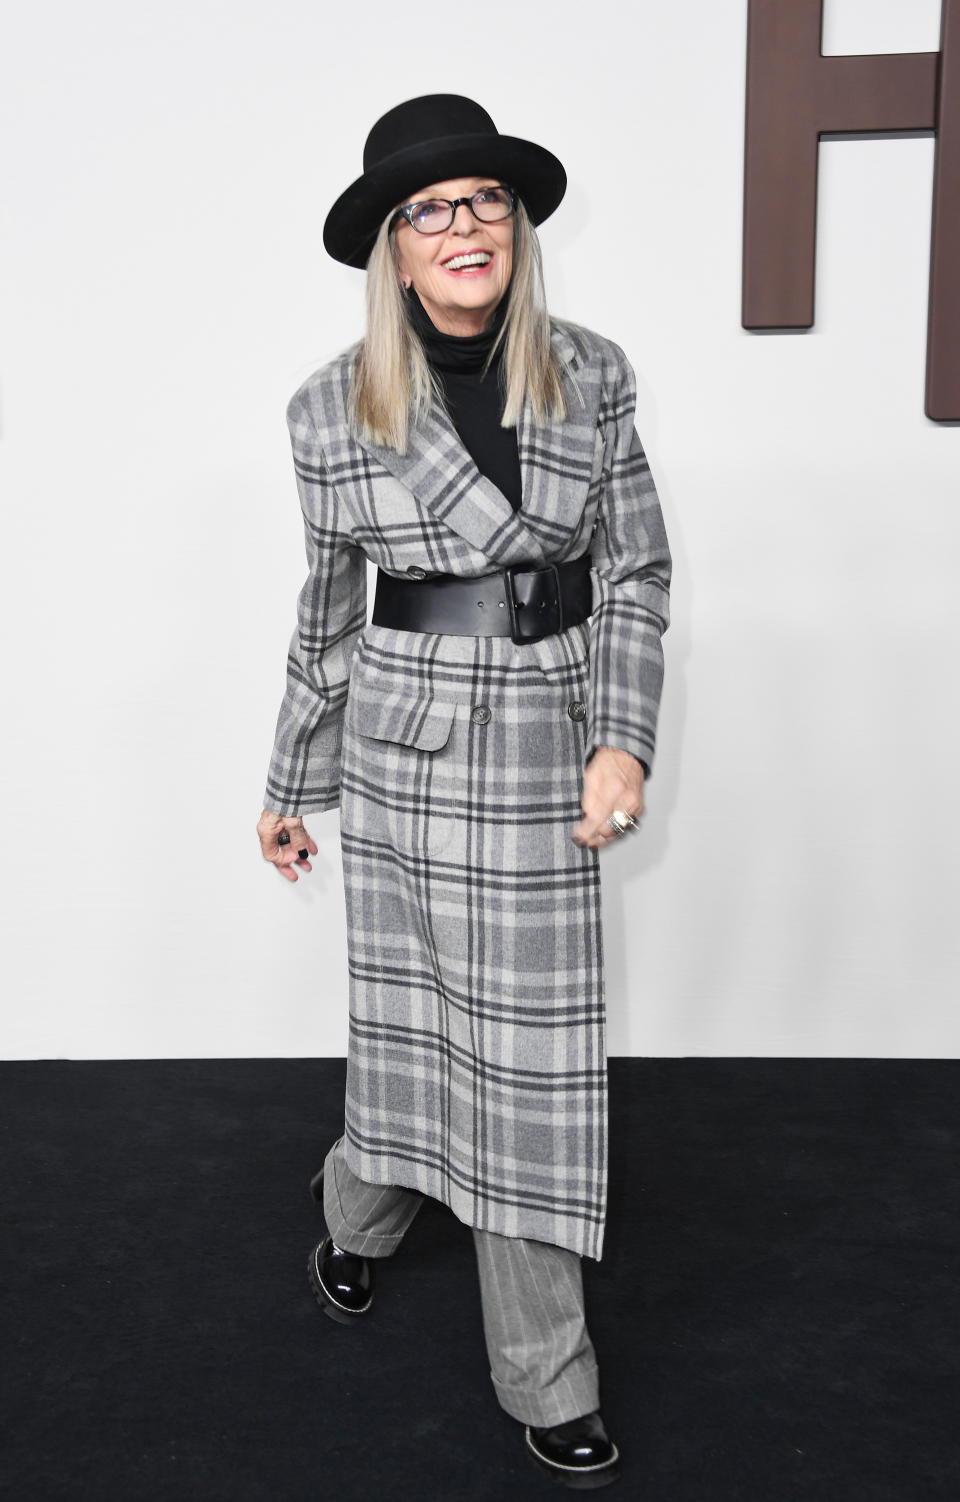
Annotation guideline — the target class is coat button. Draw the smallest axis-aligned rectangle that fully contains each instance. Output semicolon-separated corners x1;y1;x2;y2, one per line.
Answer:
567;700;587;721
471;704;492;725
406;565;427;580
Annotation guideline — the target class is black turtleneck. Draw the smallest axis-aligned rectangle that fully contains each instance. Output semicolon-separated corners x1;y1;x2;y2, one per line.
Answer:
408;289;523;511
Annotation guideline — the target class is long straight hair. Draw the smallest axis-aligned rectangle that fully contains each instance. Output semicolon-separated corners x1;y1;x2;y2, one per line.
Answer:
349;198;569;453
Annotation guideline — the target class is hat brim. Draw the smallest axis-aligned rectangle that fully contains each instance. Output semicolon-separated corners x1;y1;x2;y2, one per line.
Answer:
323;132;567;268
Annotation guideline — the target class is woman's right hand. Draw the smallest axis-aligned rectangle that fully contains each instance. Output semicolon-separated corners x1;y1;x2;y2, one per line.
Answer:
257;809;318;883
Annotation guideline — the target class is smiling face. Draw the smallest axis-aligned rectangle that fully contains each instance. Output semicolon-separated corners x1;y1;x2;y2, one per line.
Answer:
393;176;514;337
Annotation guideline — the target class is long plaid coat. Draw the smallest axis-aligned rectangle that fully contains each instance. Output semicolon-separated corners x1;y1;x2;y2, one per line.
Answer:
263;320;671;1260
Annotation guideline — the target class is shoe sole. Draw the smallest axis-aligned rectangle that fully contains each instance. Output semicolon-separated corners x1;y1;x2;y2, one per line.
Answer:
307;1244;374;1325
524;1428;621;1490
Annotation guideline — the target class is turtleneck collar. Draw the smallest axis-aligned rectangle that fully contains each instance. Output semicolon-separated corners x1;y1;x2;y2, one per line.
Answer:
407;288;508;374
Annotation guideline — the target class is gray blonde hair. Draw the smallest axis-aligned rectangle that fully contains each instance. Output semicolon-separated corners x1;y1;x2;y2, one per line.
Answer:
349;198;568;453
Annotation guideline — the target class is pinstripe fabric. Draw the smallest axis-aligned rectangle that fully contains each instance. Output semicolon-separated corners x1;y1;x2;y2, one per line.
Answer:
263;320;671;1261
322;1138;599;1427
323;1138;424;1257
473;1230;599;1426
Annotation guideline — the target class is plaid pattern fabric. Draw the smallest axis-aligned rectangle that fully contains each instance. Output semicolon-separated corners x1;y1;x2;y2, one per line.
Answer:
263;322;671;816
263;321;671;1259
340;623;607;1258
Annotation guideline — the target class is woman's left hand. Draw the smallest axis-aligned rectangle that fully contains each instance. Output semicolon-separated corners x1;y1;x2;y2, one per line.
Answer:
572;746;645;850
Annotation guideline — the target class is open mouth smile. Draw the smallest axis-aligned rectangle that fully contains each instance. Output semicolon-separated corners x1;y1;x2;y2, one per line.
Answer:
441;251;494;275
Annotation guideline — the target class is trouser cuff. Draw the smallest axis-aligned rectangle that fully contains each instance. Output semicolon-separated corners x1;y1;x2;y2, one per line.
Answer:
490;1361;601;1428
321;1141;417;1258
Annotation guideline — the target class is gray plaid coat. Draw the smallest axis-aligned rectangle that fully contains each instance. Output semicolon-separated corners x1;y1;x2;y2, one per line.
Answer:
263;320;671;1259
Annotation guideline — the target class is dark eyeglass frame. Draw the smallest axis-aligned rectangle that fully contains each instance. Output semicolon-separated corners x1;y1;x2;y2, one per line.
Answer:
390;184;518;236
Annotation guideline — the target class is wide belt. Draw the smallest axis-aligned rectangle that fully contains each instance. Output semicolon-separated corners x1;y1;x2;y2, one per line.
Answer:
372;553;593;645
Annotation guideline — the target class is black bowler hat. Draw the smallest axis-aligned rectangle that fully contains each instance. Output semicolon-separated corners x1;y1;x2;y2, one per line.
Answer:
323;93;567;269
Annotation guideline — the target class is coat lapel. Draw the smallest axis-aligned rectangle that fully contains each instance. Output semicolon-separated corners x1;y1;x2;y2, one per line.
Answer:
357;400;541;566
352;322;602;568
515;323;603;557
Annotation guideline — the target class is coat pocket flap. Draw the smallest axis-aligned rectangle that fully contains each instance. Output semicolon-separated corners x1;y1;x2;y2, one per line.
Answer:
356;692;457;752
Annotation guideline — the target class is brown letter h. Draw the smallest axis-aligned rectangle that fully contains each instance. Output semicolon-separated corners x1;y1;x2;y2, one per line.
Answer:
743;0;959;421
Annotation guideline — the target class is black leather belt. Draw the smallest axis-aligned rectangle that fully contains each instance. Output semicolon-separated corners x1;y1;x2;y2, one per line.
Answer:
372;552;593;645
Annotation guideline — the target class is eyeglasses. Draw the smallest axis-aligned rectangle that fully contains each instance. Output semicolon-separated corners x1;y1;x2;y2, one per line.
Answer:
391;184;517;236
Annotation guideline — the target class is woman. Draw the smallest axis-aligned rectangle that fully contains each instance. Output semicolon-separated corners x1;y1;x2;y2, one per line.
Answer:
257;94;671;1489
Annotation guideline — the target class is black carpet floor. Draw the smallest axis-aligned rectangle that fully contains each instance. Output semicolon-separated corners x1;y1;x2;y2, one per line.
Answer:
2;1058;958;1501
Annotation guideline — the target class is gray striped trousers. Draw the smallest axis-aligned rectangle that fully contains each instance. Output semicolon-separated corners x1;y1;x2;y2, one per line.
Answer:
321;1136;601;1427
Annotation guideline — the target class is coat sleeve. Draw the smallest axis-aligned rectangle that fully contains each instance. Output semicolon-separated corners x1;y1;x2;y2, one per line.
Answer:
262;391;368;815
585;346;672;776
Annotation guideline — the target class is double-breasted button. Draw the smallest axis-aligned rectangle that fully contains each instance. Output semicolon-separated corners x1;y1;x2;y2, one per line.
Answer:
406;565;428;580
471;704;492;725
567;700;587;721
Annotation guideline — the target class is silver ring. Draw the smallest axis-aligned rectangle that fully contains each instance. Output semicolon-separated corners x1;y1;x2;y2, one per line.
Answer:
607;808;638;837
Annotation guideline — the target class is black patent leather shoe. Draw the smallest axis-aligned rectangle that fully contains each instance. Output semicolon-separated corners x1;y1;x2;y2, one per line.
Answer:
307;1234;374;1324
524;1411;621;1489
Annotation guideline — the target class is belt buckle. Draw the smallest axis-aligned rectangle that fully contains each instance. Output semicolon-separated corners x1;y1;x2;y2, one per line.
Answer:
503;562;563;645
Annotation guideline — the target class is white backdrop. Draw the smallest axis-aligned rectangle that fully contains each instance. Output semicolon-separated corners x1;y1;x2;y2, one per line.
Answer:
2;0;957;1059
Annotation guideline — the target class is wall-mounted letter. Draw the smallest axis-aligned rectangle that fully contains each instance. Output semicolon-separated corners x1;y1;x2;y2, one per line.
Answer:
743;0;959;421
